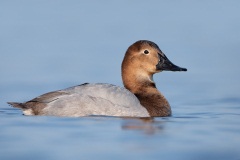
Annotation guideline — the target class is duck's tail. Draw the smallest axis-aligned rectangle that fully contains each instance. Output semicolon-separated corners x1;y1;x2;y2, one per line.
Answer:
7;102;26;109
8;102;34;115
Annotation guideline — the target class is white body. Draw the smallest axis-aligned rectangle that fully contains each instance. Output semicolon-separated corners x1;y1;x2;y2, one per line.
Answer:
25;83;150;117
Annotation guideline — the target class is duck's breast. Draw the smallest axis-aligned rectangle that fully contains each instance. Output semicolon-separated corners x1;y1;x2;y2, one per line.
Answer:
42;83;150;117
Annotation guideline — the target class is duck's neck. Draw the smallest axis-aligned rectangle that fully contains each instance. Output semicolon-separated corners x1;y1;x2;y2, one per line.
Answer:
122;71;171;117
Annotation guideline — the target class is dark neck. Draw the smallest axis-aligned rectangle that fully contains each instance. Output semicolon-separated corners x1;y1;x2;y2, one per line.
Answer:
124;79;171;117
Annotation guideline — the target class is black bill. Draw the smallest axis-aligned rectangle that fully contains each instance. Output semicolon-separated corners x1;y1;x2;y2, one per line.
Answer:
156;53;187;71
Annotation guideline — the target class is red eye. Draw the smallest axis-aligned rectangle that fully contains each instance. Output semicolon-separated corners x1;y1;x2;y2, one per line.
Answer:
144;50;149;54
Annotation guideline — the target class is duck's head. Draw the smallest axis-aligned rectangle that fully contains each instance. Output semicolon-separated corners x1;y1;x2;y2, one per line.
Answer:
122;40;187;88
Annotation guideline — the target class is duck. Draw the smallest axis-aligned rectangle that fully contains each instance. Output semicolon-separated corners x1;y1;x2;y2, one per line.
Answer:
8;40;187;117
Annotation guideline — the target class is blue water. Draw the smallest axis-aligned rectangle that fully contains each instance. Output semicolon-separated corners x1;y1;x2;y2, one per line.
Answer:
1;1;240;160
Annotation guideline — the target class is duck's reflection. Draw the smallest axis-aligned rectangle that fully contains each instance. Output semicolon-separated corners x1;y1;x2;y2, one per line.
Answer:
121;117;165;135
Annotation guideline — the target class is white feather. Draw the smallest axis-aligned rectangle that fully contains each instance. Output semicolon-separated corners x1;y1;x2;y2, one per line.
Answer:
42;83;150;117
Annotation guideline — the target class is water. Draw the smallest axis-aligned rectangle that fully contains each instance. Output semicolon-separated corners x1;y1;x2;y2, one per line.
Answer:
1;102;240;160
1;1;240;160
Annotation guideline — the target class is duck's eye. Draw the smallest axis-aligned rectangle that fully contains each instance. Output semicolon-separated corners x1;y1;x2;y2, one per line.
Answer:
144;50;149;54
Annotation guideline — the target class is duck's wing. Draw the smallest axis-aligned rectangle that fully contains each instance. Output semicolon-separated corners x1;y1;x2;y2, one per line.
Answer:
8;83;150;117
45;83;149;117
63;83;141;108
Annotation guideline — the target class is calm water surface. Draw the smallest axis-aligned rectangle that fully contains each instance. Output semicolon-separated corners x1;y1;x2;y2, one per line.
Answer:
1;98;240;160
1;1;240;160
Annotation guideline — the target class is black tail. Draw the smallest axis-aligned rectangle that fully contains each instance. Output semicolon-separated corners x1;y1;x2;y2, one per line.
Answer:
7;102;26;109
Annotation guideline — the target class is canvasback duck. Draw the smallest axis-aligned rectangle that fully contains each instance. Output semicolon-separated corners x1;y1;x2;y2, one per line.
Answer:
8;40;187;117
